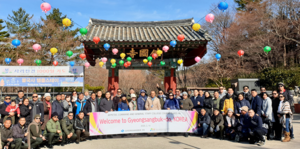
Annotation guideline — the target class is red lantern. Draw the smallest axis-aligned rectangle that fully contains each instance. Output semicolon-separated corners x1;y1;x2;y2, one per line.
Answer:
93;37;100;44
127;61;131;66
148;62;152;67
53;61;58;66
177;34;185;42
152;53;158;60
79;54;86;60
237;50;244;57
124;63;128;68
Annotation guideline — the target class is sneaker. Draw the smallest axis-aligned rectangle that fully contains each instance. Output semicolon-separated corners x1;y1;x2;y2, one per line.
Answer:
235;135;240;142
258;141;265;146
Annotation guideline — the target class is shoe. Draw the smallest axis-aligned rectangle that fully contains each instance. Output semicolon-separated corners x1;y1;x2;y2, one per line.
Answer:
282;132;291;142
235;135;240;142
202;135;208;138
258;141;265;146
47;144;53;149
61;143;65;146
184;133;188;137
147;134;150;137
76;141;79;144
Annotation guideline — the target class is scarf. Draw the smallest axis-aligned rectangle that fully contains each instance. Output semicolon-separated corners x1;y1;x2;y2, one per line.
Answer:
91;99;97;112
4;101;11;106
132;100;137;110
226;116;235;126
45;101;52;119
27;121;40;149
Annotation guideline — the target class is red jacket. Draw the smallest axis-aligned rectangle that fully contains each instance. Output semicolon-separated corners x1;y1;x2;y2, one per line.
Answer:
5;105;20;114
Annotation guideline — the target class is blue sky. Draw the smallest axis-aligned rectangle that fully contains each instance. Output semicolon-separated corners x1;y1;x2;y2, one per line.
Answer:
0;0;235;29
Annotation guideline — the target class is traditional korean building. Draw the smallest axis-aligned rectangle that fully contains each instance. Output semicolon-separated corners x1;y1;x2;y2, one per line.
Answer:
79;18;211;93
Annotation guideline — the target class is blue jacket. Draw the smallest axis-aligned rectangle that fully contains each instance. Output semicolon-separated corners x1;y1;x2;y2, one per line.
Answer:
251;95;263;116
163;99;179;110
137;95;147;110
239;113;250;129
247;114;267;133
190;96;203;112
118;102;129;111
74;99;86;116
234;99;251;114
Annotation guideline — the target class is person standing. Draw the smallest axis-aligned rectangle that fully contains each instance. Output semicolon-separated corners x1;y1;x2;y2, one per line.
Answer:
271;90;281;140
61;93;66;101
175;89;182;102
163;93;179;110
127;88;137;102
180;92;194;111
242;85;252;104
259;87;268;98
30;93;44;125
190;90;203;113
234;93;251;117
52;94;64;120
12;117;29;149
277;93;293;142
213;91;221;110
61;112;77;145
72;91;78;105
203;92;213;116
261;92;275;139
15;90;25;105
197;109;210;138
84;90;90;101
20;98;31;126
42;93;52;131
210;109;225;140
220;88;236;115
112;89;122;111
145;91;161;111
1;119;14;149
43;112;63;148
83;93;99;116
74;93;87;116
62;95;73;118
218;86;226;99
157;90;166;110
137;90;147;110
96;90;103;107
118;95;130;111
251;89;263;116
74;111;89;144
247;109;267;146
0;96;14;124
99;92;114;113
27;115;45;149
129;94;138;111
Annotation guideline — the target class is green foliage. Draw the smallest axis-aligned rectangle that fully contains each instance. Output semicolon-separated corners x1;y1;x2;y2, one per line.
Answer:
234;0;262;11
0;19;9;41
6;7;33;35
84;84;105;92
205;78;231;89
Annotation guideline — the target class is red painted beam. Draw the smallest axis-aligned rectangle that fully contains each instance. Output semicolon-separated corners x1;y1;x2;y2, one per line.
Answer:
84;43;96;66
183;44;207;67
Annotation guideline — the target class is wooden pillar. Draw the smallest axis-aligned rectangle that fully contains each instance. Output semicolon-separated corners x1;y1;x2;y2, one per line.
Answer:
164;68;176;93
108;68;119;96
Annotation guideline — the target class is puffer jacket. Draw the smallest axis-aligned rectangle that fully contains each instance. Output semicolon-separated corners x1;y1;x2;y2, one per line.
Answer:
112;95;121;111
20;104;31;126
118;102;130;111
74;115;88;130
137;95;148;110
74;99;87;116
203;97;213;116
210;113;224;128
12;123;27;139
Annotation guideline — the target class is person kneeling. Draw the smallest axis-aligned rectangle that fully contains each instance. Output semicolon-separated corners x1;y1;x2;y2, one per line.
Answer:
61;112;77;145
74;111;89;144
27;115;45;149
196;109;210;138
43;112;63;148
210;109;224;140
224;108;237;140
248;109;267;146
12;117;29;149
1;119;14;149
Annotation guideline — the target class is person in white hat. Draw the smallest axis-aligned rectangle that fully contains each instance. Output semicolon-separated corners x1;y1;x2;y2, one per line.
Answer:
129;94;138;111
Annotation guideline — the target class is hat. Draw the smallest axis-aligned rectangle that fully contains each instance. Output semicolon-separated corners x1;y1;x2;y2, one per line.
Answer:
121;94;126;98
131;94;137;98
240;106;249;112
168;89;173;92
34;114;41;119
57;92;62;96
52;112;58;118
182;92;188;95
140;89;146;93
278;82;285;86
227;108;233;113
169;93;174;96
44;93;51;97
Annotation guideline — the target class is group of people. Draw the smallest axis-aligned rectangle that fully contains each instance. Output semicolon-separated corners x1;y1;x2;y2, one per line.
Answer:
0;82;295;148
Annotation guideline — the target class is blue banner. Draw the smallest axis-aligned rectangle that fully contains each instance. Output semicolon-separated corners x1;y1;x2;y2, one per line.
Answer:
0;77;84;87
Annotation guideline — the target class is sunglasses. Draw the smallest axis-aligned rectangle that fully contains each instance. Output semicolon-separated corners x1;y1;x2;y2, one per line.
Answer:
32;96;38;98
279;96;284;98
272;93;277;95
68;115;74;117
35;118;40;119
279;86;284;87
5;98;11;100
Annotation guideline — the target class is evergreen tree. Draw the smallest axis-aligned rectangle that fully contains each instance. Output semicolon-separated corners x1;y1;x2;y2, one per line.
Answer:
6;8;33;35
234;0;262;11
0;19;9;41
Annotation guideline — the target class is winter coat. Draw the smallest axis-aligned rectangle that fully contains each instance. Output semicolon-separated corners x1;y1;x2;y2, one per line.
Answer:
74;99;87;116
62;100;73;117
137;95;148;110
198;113;211;125
118;102;130;111
30;100;44;123
43;119;62;137
213;98;221;110
203;97;213;116
112;95;121;111
99;98;114;112
247;114;267;133
5;105;20;114
20;104;31;126
129;100;138;111
12;123;27;139
210;113;224;128
83;98;99;115
145;97;161;110
251;95;263;116
0;103;13;123
234;99;251;114
220;94;237;114
180;98;194;110
41;100;51;130
15;96;25;105
271;97;280;122
61;116;75;135
52;100;64;120
190;96;203;112
157;95;166;109
74;115;88;130
279;90;294;112
243;91;252;104
224;115;237;129
1;127;13;142
163;99;179;110
261;97;274;122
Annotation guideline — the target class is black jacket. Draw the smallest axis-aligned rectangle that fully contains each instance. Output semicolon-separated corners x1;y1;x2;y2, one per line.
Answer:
224;115;238;129
83;98;100;116
52;100;64;120
219;93;238;113
0;103;10;123
29;100;44;123
74;116;88;130
243;91;252;104
203;97;213;115
12;123;27;139
20;104;31;126
1;127;13;142
15;96;25;105
271;97;280;122
198;113;211;125
210;113;224;128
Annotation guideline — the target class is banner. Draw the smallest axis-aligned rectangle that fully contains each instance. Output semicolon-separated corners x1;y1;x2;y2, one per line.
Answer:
0;77;83;87
89;110;198;136
0;66;84;76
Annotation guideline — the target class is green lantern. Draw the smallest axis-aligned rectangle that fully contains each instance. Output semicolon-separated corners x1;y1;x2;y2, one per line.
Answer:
160;61;165;66
263;46;271;54
66;51;73;58
126;57;132;62
112;63;117;68
147;56;152;62
119;60;124;65
79;28;88;36
35;59;42;66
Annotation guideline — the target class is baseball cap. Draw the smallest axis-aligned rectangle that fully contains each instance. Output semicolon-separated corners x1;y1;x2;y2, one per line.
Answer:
240;106;249;112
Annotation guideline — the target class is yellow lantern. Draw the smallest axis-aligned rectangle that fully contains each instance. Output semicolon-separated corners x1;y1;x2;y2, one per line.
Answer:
157;50;163;57
120;53;126;59
50;48;57;55
177;59;183;65
99;61;104;67
143;59;148;64
110;59;116;64
192;23;201;31
62;18;72;27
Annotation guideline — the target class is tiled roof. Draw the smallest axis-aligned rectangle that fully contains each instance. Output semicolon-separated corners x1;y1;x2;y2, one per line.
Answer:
78;18;211;42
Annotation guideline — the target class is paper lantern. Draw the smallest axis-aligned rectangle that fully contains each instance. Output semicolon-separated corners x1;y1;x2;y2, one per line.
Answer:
40;2;51;13
62;18;71;27
192;23;201;31
50;48;57;55
32;44;41;52
93;37;100;44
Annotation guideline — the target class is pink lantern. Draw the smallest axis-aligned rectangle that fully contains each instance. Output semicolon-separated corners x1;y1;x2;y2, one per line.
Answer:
84;62;90;69
162;46;169;52
32;44;41;52
112;48;118;55
205;13;215;23
102;57;107;63
195;56;201;63
40;2;51;13
17;58;24;66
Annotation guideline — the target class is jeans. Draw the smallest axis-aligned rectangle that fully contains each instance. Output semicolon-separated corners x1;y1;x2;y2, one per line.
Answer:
197;123;209;136
285;118;290;132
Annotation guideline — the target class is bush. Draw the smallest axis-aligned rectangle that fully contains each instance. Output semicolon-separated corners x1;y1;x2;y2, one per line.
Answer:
84;84;105;92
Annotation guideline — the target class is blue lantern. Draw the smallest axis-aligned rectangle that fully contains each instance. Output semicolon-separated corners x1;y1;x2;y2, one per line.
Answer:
12;39;21;48
218;2;228;12
5;58;11;64
215;54;221;61
69;61;75;67
170;40;177;48
103;43;110;51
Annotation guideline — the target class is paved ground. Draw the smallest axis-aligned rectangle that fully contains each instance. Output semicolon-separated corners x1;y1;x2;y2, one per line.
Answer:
47;114;300;149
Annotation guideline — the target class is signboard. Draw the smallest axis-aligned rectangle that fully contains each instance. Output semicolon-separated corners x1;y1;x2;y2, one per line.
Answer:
0;77;83;87
0;66;84;76
89;110;198;136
